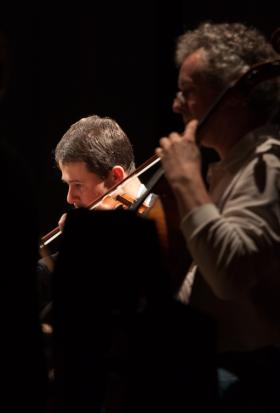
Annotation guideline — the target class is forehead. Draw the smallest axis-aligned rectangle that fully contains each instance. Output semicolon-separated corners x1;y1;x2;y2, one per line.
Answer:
59;161;95;180
178;49;206;88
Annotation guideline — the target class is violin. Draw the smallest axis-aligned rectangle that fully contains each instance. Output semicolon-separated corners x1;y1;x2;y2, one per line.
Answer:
39;191;154;277
98;193;148;213
39;154;160;250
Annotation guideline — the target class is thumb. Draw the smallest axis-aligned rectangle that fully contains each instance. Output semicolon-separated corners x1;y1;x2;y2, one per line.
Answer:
182;119;199;142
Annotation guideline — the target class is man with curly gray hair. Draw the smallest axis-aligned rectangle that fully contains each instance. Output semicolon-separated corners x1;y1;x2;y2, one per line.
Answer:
156;21;280;409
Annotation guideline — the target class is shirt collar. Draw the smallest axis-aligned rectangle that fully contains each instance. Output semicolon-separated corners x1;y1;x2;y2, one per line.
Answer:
207;123;280;183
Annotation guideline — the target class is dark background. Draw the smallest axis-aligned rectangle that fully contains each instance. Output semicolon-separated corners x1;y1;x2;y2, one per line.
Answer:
1;3;279;237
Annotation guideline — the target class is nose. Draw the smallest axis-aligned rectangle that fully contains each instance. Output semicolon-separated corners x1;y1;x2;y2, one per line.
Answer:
172;91;185;114
66;187;77;205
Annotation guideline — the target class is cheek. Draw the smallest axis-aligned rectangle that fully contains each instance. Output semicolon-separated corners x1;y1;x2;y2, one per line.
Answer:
189;95;204;113
188;99;197;115
192;100;213;121
87;182;108;201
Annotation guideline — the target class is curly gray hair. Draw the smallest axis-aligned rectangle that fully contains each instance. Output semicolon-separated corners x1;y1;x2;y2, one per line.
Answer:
176;22;280;121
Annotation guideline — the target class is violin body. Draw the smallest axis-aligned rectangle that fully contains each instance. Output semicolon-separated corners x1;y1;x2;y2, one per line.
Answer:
144;176;192;295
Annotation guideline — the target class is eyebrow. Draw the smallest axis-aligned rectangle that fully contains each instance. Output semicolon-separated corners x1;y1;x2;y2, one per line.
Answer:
61;178;83;184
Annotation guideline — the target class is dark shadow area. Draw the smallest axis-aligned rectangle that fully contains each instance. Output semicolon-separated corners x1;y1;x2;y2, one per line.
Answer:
0;16;48;411
50;208;218;412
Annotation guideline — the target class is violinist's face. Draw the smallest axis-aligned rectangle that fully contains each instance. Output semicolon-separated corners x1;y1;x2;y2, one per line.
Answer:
59;161;117;208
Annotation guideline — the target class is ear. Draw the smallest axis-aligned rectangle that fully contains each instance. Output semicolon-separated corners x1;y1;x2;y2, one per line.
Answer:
111;165;126;183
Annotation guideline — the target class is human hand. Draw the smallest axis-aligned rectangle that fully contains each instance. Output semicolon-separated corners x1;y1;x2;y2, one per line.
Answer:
155;119;201;187
155;120;210;216
58;213;67;231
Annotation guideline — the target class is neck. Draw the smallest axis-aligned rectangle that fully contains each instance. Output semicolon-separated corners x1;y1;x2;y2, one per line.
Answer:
120;175;143;199
212;112;262;160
